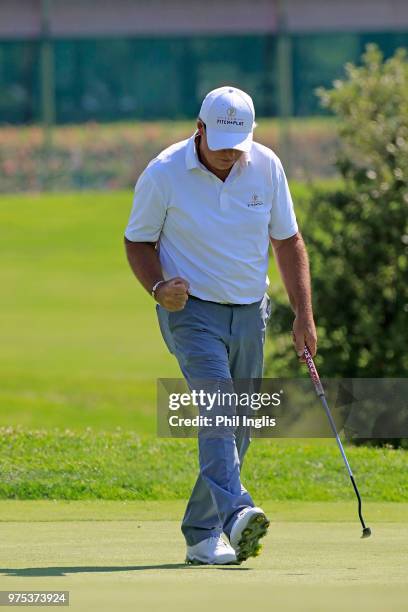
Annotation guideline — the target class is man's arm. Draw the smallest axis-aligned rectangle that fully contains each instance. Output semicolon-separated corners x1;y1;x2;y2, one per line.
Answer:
124;237;189;311
124;238;163;294
270;231;317;360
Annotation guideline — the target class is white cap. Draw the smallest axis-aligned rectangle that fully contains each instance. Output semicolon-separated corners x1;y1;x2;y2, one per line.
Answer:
199;86;255;152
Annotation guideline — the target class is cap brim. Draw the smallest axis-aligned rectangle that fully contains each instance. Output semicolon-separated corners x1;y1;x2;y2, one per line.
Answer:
206;129;253;152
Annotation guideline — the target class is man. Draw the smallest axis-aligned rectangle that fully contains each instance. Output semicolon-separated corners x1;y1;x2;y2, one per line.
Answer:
124;86;317;565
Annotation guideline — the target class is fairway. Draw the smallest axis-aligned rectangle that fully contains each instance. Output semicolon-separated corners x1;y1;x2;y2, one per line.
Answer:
0;501;406;612
0;191;299;434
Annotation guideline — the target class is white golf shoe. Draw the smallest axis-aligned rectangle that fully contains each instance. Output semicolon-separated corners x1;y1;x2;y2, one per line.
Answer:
185;535;238;565
230;506;270;563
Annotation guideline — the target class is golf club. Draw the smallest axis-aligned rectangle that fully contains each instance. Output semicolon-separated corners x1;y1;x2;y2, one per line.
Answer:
303;345;372;539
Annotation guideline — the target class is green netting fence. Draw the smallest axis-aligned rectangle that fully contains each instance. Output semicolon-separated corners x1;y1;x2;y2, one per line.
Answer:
1;32;407;124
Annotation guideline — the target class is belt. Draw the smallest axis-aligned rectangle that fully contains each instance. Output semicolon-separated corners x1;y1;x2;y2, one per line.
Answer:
188;294;246;307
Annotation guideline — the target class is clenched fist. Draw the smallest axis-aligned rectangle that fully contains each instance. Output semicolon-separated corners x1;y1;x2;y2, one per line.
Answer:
155;277;190;311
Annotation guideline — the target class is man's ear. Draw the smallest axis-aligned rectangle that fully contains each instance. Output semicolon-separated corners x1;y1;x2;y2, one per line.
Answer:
197;120;204;134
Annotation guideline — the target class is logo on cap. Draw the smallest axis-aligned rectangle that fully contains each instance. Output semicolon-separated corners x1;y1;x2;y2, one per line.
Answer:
227;106;237;119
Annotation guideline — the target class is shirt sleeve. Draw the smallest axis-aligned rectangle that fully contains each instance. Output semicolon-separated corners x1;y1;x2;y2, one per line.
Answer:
124;169;167;242
268;160;298;240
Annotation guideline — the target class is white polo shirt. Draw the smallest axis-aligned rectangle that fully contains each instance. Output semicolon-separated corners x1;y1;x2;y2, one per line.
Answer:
125;134;298;304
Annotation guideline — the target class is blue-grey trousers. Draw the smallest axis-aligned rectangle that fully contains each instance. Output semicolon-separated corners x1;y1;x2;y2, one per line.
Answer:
156;293;271;545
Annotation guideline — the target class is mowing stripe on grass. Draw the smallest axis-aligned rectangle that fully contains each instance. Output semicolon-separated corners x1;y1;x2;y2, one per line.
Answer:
0;500;407;523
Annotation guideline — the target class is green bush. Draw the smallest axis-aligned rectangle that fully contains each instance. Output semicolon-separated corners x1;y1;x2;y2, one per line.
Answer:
266;45;408;446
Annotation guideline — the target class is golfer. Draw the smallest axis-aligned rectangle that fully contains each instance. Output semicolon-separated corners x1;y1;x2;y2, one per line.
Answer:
124;86;317;565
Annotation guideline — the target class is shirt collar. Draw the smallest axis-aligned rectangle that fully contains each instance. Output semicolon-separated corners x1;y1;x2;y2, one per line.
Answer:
185;131;252;172
185;133;200;170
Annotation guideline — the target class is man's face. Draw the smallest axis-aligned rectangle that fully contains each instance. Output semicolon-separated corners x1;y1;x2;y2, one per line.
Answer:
197;120;243;172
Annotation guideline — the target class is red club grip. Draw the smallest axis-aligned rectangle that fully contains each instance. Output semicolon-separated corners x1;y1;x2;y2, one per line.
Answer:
303;345;324;396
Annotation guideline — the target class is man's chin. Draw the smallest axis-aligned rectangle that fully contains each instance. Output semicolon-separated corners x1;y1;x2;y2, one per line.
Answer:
216;161;235;170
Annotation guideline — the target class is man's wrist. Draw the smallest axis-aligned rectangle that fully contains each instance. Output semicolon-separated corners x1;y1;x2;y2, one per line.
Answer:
151;280;165;301
294;305;314;320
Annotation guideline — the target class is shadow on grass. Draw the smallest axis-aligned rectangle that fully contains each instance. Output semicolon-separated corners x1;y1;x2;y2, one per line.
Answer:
1;564;249;576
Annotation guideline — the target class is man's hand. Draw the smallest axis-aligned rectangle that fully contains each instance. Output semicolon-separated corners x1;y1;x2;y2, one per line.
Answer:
155;277;190;311
292;314;317;363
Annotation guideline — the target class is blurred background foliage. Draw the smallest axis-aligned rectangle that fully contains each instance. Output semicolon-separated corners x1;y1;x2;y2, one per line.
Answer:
266;46;408;444
0;118;338;192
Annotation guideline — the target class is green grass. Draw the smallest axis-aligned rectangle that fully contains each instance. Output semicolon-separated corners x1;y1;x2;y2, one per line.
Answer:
0;427;406;501
0;188;312;434
1;185;406;609
1;191;177;433
1;190;406;507
0;500;406;612
0;499;407;522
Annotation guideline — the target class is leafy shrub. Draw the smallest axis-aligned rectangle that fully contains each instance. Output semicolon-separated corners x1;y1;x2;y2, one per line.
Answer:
266;45;408;446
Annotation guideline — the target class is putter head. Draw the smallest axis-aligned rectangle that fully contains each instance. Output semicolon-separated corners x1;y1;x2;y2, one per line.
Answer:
361;527;372;538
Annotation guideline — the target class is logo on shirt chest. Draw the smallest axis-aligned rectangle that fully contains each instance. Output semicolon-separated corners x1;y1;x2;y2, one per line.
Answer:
248;193;264;207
